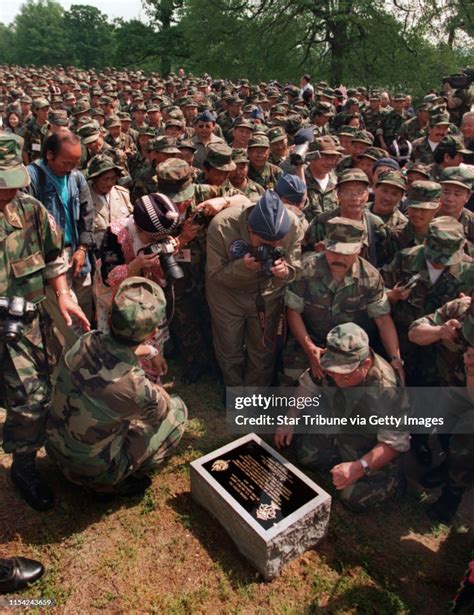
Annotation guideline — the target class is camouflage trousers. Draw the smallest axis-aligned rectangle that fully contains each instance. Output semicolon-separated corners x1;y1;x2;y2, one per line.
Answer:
0;320;51;455
296;433;402;512
167;278;213;368
47;396;188;492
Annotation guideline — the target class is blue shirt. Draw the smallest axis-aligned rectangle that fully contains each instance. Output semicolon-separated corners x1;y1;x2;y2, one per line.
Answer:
38;159;74;245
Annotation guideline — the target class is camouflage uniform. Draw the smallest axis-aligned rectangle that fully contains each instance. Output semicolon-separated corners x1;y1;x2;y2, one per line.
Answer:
221;178;263;204
399;116;428;142
363;107;388;137
22;118;48;164
382;217;474;384
284;219;390;382
46;278;187;491
294;324;409;512
378;108;407;145
248;161;283;190
411;137;438;164
0;136;67;454
409;296;472;386
303;169;339;222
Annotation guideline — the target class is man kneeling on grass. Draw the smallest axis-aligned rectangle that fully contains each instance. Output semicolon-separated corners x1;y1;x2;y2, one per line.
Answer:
46;277;187;498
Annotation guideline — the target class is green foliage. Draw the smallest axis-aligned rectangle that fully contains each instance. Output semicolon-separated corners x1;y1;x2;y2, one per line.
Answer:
12;0;66;65
0;0;472;94
64;5;116;69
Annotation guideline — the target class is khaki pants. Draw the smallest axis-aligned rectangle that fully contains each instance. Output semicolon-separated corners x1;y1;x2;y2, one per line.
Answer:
44;247;93;349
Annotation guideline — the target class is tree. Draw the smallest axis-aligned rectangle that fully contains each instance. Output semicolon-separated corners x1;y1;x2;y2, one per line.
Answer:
64;5;116;68
113;19;161;70
13;0;66;65
0;24;16;64
143;0;186;74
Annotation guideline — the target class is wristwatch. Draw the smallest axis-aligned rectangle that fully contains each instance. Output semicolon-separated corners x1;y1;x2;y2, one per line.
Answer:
390;356;404;370
359;458;371;476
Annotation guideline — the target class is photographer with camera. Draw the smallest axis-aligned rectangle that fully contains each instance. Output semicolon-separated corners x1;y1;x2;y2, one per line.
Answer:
206;190;303;387
443;70;473;128
0;134;90;511
95;192;181;381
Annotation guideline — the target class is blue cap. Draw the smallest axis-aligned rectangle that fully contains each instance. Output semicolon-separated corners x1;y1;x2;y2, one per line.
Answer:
196;109;216;123
250;107;264;121
293;127;314;145
275;173;306;204
373;157;400;171
247;190;292;241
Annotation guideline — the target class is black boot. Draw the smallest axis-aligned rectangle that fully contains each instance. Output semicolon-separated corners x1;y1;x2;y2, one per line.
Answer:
0;557;45;594
427;487;463;525
0;557;44;594
420;460;448;489
94;474;151;502
11;453;54;511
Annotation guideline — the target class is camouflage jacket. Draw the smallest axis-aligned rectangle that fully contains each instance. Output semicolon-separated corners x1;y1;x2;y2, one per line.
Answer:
46;330;171;484
363;108;388;137
382;244;474;332
285;251;390;346
248;161;283;190
410;137;436;164
378;110;407;142
221;178;263;204
399;117;428;142
128;150;147;180
303;167;338;222
191;133;225;170
368;203;407;231
409;297;472;386
22;119;49;163
130;161;157;202
0;193;66;305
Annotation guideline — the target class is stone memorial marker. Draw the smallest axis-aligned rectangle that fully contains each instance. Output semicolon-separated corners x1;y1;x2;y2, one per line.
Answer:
190;433;331;580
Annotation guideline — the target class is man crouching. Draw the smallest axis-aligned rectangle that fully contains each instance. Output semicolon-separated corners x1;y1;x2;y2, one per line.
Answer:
46;277;187;498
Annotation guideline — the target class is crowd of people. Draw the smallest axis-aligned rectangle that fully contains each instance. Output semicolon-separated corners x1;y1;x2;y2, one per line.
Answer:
0;64;473;599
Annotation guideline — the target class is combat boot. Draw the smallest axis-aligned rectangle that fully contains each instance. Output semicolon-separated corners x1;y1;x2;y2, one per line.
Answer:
427;486;463;525
11;452;54;511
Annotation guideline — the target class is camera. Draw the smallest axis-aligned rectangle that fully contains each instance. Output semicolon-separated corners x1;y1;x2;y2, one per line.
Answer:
0;296;37;343
250;245;285;277
142;241;184;280
442;71;472;90
290;142;309;166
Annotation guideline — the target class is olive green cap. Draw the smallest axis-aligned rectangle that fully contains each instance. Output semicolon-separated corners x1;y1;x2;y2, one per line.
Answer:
205;142;236;171
324;216;364;255
320;323;370;374
375;169;407;190
425;216;465;266
110;277;166;345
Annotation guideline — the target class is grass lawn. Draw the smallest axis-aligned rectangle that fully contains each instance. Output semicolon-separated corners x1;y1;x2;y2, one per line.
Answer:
0;364;472;614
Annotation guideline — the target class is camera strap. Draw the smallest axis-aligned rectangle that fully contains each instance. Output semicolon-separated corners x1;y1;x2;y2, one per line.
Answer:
256;283;287;353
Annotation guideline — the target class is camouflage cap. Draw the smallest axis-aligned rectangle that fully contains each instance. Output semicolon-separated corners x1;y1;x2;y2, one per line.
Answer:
306;136;342;161
110;277;166;345
248;134;270;149
148;136;180;154
320;323;370;374
324;216;364;254
48;109;69;127
357;146;386;161
72;100;91;115
393;93;406;101
78;122;101;145
105;115;121;129
439;165;473;190
137;126;156;137
118;111;132;121
86;154;122;180
205;142;236;171
270;104;287;116
156;158;194;203
232;148;249;163
351;130;374;145
369;92;382;100
405;180;441;209
177;138;197;152
0;134;30;189
437;135;471;156
165;118;183;129
233;117;254;131
429;110;450;126
425;216;465;266
313;101;334;116
337;168;370;185
375;169;407;191
338;125;358;137
404;161;431;179
267;126;287;144
90;107;105;117
33;97;50;110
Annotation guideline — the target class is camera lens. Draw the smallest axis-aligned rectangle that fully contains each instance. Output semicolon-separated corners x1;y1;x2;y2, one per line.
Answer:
161;254;184;280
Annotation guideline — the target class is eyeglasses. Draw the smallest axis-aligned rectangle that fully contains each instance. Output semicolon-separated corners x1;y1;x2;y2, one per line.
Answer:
339;189;367;198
